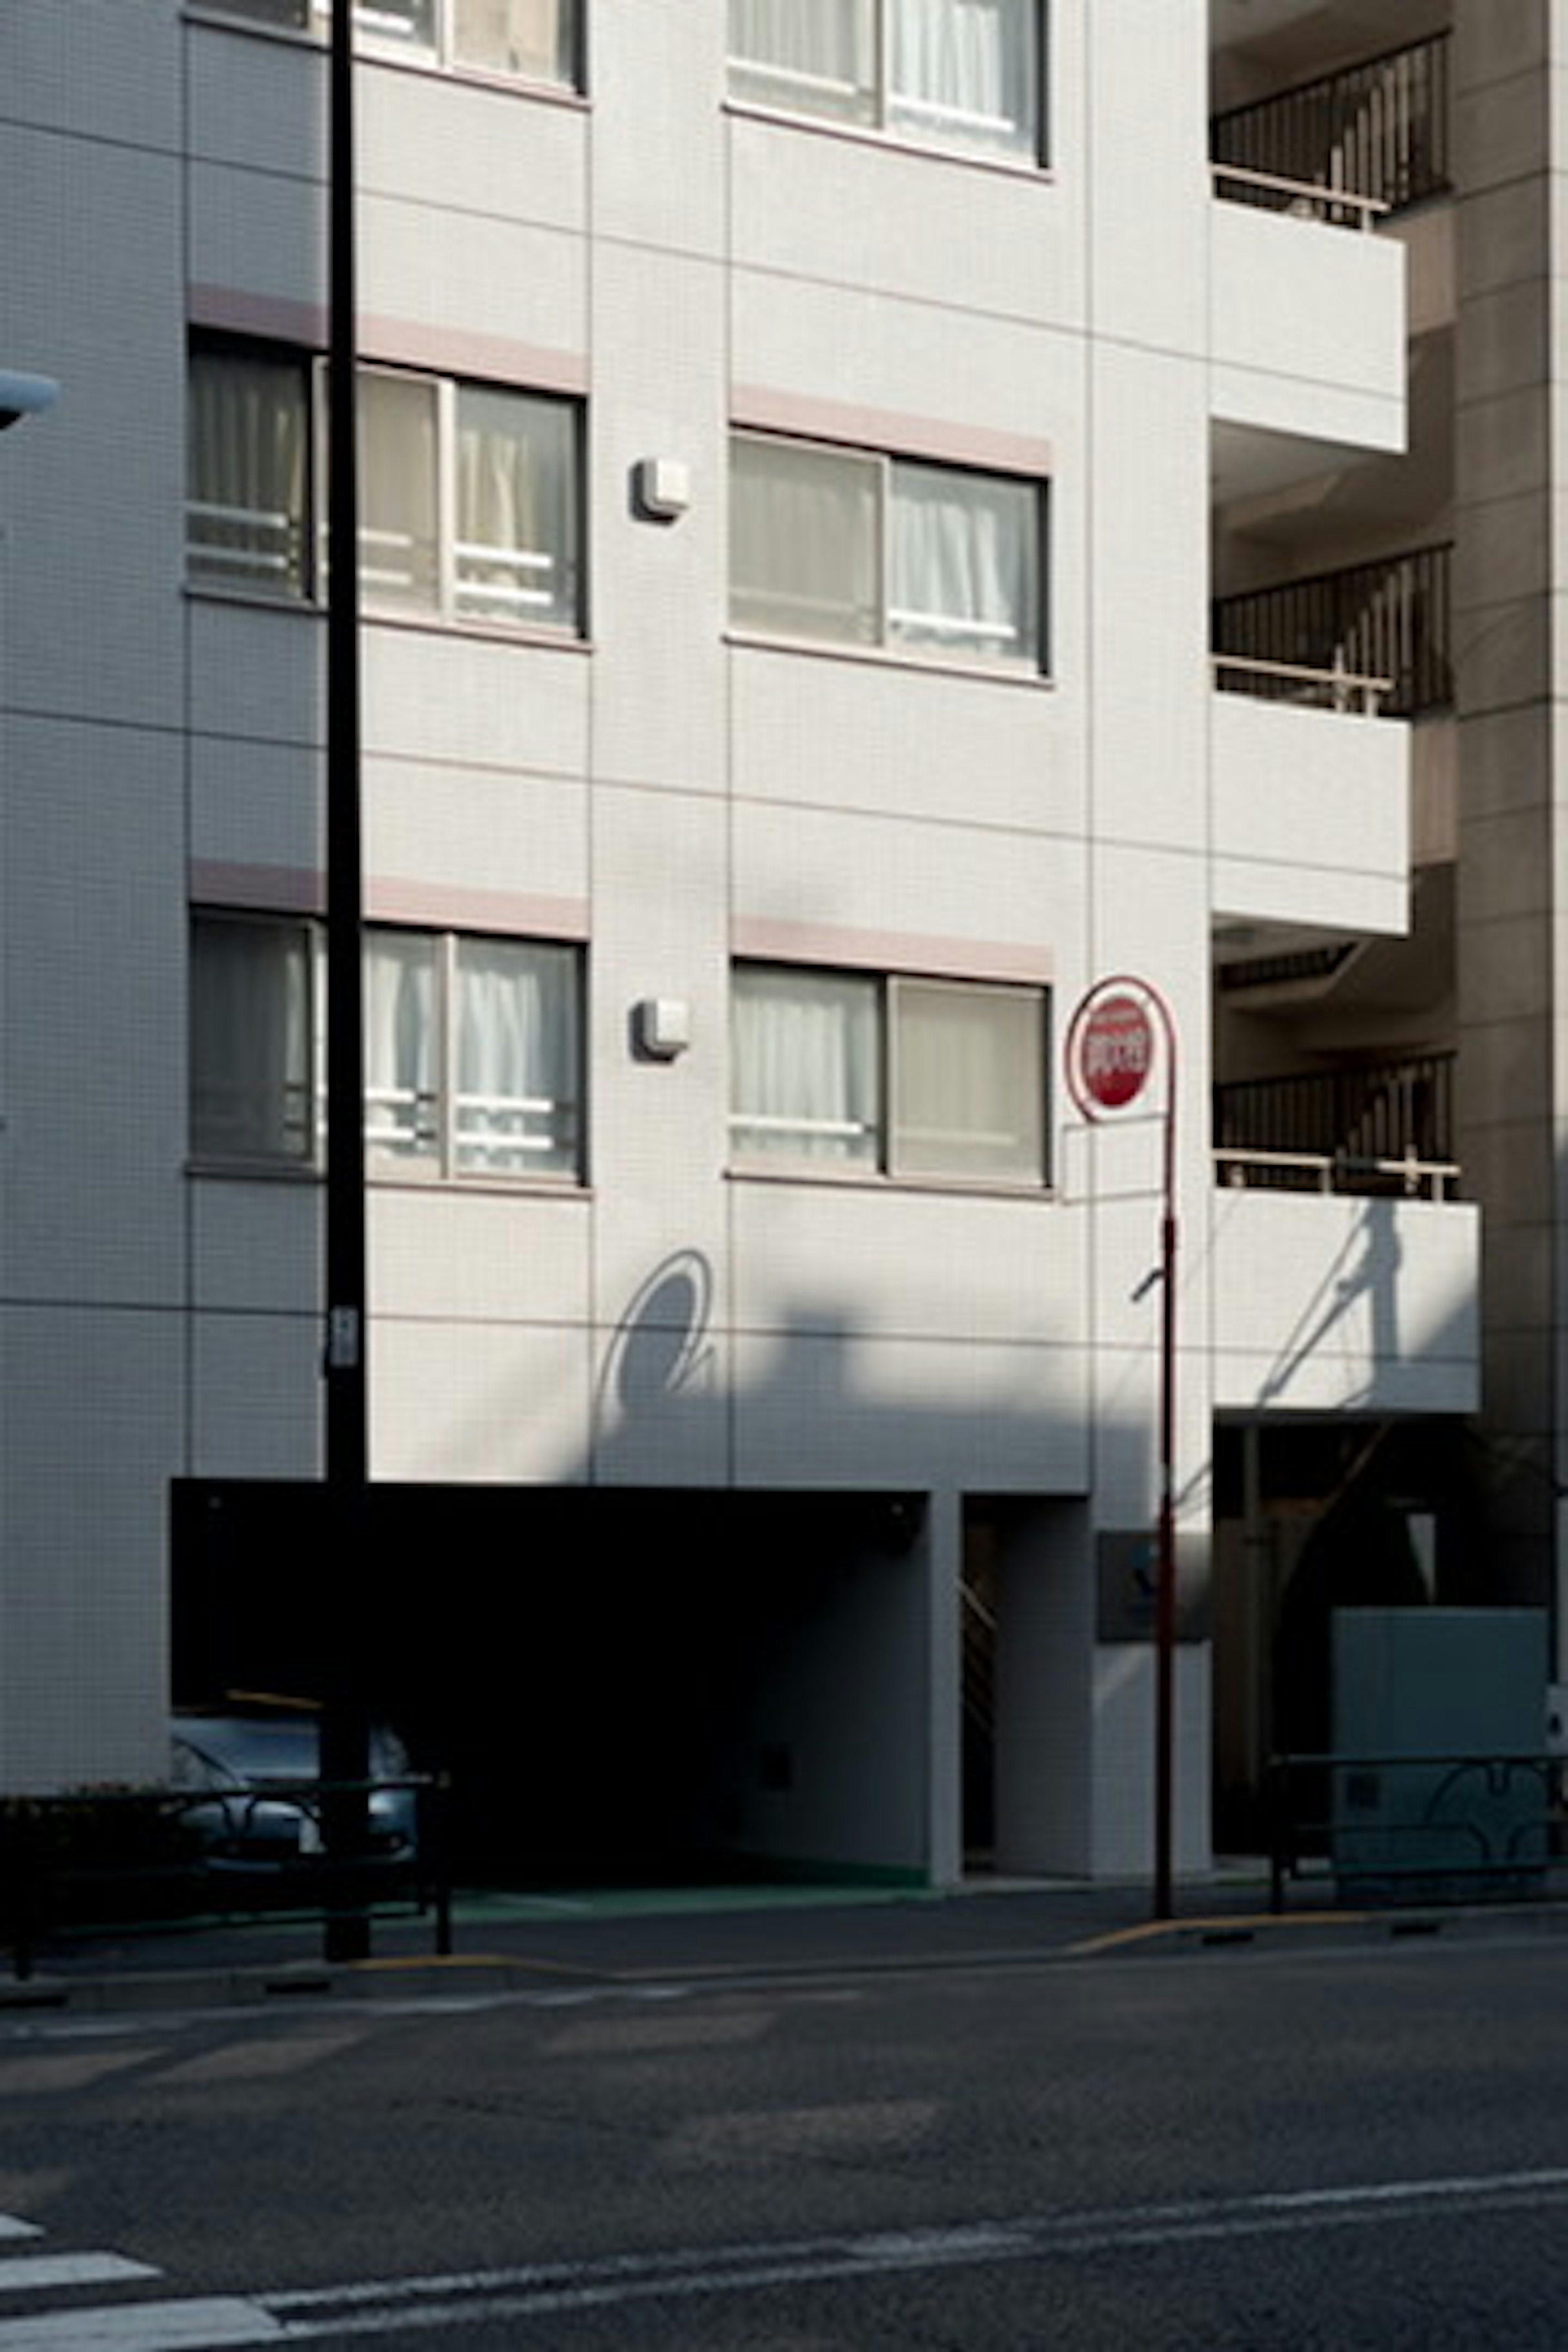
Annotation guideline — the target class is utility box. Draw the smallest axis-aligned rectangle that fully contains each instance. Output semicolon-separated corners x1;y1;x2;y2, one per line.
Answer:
1331;1609;1549;1904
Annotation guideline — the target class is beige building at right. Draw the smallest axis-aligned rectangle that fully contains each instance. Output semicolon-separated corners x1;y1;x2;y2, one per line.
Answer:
1208;0;1566;1826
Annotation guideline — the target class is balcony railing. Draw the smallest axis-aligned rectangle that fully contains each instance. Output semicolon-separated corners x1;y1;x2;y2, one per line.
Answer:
1212;31;1451;225
1216;944;1358;996
1212;546;1452;721
1214;1053;1458;1199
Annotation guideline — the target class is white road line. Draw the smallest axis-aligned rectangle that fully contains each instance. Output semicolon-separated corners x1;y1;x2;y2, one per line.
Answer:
0;2230;38;2248
1257;2165;1568;2208
0;2300;283;2349
10;2163;1568;2348
252;2169;1568;2335
0;2256;159;2295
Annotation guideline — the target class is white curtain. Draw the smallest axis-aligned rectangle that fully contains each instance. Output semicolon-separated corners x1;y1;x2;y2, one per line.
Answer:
889;0;1035;155
455;0;571;80
455;940;578;1174
359;373;439;610
889;462;1037;663
456;388;577;628
364;932;438;1160
731;967;880;1165
892;980;1042;1180
191;918;311;1162
728;0;874;118
731;437;879;644
188;348;309;596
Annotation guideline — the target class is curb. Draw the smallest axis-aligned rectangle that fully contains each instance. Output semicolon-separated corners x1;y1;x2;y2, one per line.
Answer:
0;1950;604;2017
10;1888;1568;2018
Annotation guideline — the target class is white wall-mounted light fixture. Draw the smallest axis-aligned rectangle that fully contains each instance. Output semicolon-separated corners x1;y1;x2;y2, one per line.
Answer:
633;457;690;521
0;372;59;432
634;997;691;1060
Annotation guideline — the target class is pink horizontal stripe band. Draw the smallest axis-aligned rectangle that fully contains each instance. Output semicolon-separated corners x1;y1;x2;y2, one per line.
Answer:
189;286;324;347
190;860;325;915
188;285;586;394
731;916;1054;985
732;384;1052;477
367;878;588;936
189;861;588;939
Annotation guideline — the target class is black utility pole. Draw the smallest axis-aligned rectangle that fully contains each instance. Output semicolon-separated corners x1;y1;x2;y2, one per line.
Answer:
321;0;371;1964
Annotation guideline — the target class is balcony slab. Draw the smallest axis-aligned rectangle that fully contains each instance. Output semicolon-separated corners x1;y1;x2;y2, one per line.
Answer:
1211;690;1410;934
1210;1186;1479;1416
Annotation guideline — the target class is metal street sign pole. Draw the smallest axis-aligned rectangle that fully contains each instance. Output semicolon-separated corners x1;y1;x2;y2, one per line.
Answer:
323;0;371;1964
1064;977;1180;1920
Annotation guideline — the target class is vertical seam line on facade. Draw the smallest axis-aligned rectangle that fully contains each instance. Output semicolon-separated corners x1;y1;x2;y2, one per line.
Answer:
723;94;739;1492
582;75;598;1488
180;16;198;1496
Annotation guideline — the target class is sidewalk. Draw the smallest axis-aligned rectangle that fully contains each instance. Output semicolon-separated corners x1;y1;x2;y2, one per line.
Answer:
9;1863;1555;2015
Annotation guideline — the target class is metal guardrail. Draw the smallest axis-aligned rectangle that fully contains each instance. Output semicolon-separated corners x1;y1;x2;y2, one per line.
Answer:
1212;32;1451;220
0;1776;454;1982
1214;1054;1458;1197
1214;1147;1460;1203
1209;651;1392;715
1213;546;1453;721
1267;1751;1562;1915
1209;162;1387;232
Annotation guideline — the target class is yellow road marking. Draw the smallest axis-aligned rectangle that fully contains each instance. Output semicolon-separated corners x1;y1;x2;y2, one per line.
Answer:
1066;1911;1370;1957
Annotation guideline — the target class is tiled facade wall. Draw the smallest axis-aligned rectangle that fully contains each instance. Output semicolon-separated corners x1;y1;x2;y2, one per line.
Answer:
0;0;1424;1873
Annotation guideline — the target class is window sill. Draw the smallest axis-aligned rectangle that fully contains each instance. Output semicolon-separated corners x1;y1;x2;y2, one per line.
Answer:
184;582;325;619
725;628;1054;691
365;48;587;108
727;1163;1053;1202
366;1169;590;1198
185;581;593;655
183;5;587;107
724;97;1051;183
189;1157;591;1200
363;607;593;655
187;1156;320;1183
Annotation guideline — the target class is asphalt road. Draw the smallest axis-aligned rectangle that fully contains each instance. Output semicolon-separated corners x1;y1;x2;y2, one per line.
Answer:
4;1925;1568;2347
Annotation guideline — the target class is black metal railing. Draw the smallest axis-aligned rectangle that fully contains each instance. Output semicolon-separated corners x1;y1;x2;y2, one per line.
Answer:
1214;1052;1457;1196
1212;544;1452;719
1216;945;1358;996
0;1776;453;1981
1268;1751;1560;1913
1212;31;1451;220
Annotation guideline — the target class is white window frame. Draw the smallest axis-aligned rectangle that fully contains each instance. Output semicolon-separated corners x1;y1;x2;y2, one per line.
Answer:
727;0;1044;165
186;342;314;601
729;962;1049;1188
192;0;581;92
190;913;585;1185
364;928;584;1182
730;430;1045;673
190;913;321;1169
187;339;584;638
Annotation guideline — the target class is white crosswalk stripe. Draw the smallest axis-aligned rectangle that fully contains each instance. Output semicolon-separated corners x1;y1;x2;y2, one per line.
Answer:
0;2303;282;2348
0;2214;169;2345
0;2257;158;2294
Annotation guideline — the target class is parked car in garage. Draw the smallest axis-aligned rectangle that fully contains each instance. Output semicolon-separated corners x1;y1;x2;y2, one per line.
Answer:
169;1710;419;1876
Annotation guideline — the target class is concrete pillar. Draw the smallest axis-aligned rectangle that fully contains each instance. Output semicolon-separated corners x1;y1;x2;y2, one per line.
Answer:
1452;0;1568;1624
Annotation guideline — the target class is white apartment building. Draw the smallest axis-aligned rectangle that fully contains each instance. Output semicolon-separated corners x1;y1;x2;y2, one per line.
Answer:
1;0;1505;1883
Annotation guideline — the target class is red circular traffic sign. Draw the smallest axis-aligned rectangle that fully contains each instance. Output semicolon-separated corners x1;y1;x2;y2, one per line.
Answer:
1075;992;1154;1110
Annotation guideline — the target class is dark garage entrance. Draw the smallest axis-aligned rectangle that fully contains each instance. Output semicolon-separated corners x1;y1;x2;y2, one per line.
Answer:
172;1481;928;1889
